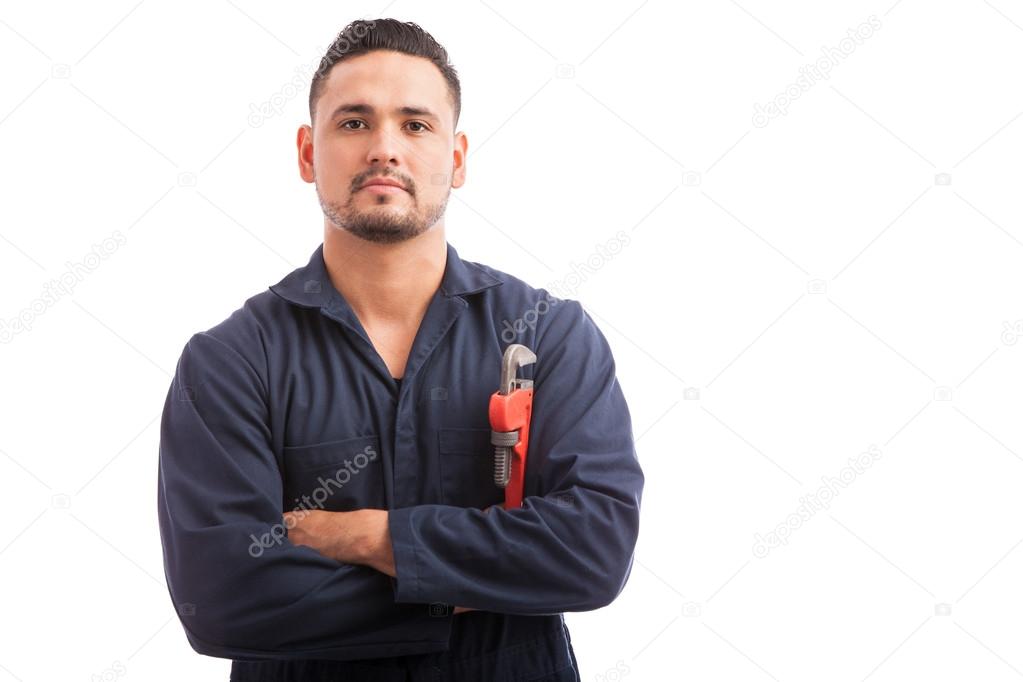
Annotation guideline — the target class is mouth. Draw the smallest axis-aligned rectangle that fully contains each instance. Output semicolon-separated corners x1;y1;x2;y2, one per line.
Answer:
359;176;408;192
359;183;407;194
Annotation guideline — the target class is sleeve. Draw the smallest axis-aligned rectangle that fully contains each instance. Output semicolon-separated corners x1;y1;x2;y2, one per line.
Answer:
157;331;451;661
387;299;645;615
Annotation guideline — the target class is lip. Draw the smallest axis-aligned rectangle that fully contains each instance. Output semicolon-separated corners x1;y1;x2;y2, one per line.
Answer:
360;178;407;192
360;184;406;194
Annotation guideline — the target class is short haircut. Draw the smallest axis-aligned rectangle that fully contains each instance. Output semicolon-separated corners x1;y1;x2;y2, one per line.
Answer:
309;18;461;128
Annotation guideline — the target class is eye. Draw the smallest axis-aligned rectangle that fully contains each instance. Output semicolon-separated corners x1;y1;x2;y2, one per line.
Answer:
340;120;366;130
406;121;428;133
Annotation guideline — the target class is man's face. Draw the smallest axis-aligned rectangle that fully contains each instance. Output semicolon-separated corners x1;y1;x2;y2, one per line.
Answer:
298;50;466;245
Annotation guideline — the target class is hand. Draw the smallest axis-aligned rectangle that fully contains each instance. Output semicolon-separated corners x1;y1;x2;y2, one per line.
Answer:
283;509;395;577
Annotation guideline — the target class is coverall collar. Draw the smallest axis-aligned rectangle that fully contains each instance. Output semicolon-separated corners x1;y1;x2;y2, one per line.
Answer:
269;240;503;387
269;240;502;310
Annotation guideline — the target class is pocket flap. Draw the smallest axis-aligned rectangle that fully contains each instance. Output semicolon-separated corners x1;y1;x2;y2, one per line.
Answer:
284;434;381;472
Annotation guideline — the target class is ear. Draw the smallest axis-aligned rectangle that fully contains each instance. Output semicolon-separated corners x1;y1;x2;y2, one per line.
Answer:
451;131;468;189
297;124;314;184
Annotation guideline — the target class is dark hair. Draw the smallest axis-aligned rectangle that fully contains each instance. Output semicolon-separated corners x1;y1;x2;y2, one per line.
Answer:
309;19;461;128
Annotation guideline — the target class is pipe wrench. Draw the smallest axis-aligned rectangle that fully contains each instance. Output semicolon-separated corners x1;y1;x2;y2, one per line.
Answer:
489;344;536;509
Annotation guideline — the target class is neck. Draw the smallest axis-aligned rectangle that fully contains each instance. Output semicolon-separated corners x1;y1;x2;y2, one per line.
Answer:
321;225;447;328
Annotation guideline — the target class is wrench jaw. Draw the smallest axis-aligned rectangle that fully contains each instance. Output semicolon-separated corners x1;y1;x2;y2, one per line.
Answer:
499;344;537;395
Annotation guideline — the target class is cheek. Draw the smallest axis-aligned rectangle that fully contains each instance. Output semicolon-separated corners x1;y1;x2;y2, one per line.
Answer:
426;174;454;197
316;148;360;181
416;164;451;194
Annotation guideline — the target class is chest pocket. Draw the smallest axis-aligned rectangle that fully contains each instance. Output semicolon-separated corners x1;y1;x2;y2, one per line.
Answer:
438;427;505;510
282;434;385;512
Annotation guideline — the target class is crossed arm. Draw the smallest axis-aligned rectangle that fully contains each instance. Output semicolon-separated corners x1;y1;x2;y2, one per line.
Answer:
159;301;641;657
282;506;496;614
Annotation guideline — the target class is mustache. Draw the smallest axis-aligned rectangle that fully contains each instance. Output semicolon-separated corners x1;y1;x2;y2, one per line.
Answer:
353;171;414;194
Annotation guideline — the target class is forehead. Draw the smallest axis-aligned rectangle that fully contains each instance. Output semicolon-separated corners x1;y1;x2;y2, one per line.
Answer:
319;50;452;123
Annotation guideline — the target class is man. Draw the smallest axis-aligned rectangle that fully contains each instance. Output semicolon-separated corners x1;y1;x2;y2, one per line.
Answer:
157;18;644;681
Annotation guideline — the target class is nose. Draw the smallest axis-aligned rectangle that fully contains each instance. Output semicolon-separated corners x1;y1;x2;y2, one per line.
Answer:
365;126;402;167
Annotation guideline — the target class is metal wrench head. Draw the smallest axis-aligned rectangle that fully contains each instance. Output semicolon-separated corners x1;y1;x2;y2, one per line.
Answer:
499;343;537;395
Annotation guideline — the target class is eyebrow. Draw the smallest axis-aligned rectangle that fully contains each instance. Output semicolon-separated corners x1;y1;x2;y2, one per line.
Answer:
329;103;440;122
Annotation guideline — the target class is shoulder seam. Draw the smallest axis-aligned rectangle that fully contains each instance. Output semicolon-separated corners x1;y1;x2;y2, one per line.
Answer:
194;330;270;403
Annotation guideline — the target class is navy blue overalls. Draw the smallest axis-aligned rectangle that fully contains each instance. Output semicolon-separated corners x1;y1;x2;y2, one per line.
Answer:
157;241;644;680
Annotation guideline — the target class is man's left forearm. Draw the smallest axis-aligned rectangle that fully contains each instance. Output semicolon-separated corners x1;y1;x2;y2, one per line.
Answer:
358;510;396;577
284;508;478;613
283;509;396;577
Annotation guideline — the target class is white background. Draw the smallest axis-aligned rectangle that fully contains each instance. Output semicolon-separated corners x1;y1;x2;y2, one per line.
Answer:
2;1;1023;680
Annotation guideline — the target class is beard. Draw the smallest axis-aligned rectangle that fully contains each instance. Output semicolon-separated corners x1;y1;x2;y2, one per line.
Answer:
317;182;448;245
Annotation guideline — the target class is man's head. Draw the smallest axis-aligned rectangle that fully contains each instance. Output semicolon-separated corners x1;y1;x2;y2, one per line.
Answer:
298;19;467;245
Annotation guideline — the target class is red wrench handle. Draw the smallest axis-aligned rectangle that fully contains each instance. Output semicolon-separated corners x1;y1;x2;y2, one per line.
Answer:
488;387;534;509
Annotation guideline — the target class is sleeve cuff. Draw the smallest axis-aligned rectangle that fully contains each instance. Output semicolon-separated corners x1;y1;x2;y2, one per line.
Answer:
388;506;421;603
